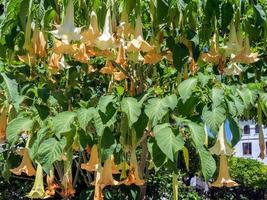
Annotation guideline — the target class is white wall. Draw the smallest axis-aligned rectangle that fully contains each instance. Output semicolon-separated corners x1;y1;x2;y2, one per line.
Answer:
234;121;267;165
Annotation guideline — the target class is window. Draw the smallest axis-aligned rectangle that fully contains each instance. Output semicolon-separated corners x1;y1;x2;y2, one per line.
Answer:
244;125;250;135
242;142;252;155
255;124;259;134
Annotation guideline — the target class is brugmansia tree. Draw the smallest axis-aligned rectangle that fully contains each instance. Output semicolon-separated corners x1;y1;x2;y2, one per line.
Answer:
0;0;266;199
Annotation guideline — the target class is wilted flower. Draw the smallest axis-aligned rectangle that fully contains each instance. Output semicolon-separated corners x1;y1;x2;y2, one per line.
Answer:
231;36;259;64
26;162;50;199
45;168;59;196
10;148;36;176
122;152;144;186
18;54;36;66
211;155;238;187
94;10;115;50
31;28;46;57
51;0;81;43
209;124;234;156
81;11;100;45
81;145;99;172
127;16;154;52
224;63;242;76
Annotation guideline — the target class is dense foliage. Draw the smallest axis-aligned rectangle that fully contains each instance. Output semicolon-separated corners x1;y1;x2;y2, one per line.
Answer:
0;0;267;199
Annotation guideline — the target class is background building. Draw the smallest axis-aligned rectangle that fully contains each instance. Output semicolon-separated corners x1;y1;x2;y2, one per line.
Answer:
234;120;267;165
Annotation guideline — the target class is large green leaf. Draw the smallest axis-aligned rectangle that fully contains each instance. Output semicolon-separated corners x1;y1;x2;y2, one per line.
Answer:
202;106;226;133
237;88;257;109
188;122;205;147
197;147;216;181
120;97;141;128
212;88;224;108
228;117;241;146
38;137;66;173
147;138;166;170
98;95;115;113
7;117;34;146
178;78;197;102
153;123;184;162
77;107;95;131
145;94;178;126
52;111;77;135
1;73;24;108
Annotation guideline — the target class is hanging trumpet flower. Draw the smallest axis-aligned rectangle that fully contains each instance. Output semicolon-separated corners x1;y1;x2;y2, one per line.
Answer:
45;168;59;196
127;15;154;52
209;124;235;156
211;155;238;187
223;22;243;58
116;44;127;67
10;148;36;176
48;53;63;73
81;144;99;172
96;156;119;186
52;39;77;55
94;9;115;50
81;11;100;45
51;0;81;44
144;51;162;65
122;151;144;186
31;28;47;57
73;43;89;63
61;154;75;198
26;162;50;199
0;104;9;143
202;32;223;65
209;123;238;188
231;36;259;64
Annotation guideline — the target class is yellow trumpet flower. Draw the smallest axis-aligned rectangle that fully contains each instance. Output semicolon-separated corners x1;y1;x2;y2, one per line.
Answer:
116;44;127;67
52;39;77;55
10;148;36;176
202;33;223;65
73;43;89;63
127;16;154;52
26;162;50;199
114;71;126;81
209;124;234;156
97;157;119;186
223;22;243;58
81;144;99;172
94;10;115;50
48;53;63;73
61;157;75;198
51;0;81;43
81;11;100;45
0;105;9;143
211;155;238;188
94;170;104;200
144;51;162;65
122;152;145;186
99;61;115;75
31;28;46;57
231;36;259;64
